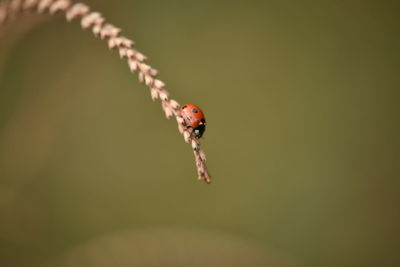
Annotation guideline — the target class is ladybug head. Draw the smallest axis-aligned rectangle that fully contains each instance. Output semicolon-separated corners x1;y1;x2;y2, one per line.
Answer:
193;119;206;138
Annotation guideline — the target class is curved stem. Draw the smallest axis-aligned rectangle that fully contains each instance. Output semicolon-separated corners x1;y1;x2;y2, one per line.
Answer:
0;0;211;184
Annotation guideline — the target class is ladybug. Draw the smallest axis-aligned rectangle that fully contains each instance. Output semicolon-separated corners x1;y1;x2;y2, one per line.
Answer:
180;104;206;138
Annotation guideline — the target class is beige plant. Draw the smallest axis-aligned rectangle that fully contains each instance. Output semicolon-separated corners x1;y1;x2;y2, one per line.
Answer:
0;0;211;184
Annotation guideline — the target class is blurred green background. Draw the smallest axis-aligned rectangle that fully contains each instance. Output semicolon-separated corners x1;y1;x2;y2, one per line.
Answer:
1;0;399;266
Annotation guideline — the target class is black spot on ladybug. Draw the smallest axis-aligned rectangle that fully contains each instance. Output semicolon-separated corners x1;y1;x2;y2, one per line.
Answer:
192;108;198;113
187;116;192;121
182;105;187;109
201;118;206;124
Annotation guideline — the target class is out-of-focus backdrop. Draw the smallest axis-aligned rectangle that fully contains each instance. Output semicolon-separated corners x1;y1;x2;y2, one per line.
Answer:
1;1;399;267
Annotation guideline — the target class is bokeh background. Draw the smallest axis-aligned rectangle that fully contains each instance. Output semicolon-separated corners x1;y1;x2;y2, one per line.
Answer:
1;1;399;266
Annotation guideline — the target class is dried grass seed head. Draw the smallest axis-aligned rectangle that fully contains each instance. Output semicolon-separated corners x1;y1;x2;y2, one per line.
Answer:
0;0;211;184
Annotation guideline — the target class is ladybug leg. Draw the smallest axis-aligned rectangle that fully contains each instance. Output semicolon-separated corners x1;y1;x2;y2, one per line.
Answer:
185;125;194;136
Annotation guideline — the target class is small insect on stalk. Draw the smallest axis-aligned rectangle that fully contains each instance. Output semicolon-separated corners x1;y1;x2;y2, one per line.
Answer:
180;104;206;139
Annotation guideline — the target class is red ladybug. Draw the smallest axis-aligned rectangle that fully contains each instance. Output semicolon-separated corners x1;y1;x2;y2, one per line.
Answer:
180;104;206;138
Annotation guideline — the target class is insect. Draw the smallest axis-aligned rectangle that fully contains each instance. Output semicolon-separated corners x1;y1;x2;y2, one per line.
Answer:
180;104;206;138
